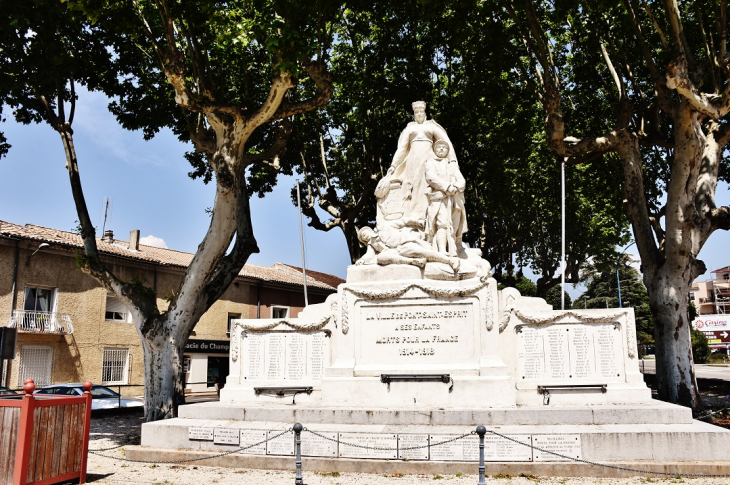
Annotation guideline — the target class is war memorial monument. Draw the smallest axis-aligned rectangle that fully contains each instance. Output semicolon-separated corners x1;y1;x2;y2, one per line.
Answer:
130;102;730;477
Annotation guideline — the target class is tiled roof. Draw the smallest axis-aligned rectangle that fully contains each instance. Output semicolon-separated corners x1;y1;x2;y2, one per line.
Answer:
0;220;341;291
273;263;346;288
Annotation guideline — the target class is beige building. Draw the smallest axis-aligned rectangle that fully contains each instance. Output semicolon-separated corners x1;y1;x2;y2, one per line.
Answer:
0;220;343;394
691;266;730;315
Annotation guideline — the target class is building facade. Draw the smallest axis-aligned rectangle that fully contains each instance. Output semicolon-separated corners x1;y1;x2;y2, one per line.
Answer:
691;266;730;315
691;266;730;351
0;221;343;394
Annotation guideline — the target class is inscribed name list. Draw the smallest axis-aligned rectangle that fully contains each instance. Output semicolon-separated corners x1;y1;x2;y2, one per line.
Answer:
532;435;581;461
239;430;267;455
358;300;477;365
338;433;398;459
241;332;328;382
517;323;623;382
301;431;338;457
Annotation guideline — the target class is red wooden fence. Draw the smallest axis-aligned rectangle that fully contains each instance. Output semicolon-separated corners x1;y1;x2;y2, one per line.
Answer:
0;380;92;485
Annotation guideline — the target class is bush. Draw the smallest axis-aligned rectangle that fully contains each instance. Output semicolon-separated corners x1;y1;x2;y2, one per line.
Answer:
691;328;711;364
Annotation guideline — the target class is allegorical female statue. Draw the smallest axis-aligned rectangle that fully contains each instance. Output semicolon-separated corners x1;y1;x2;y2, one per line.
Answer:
358;101;488;280
375;101;458;225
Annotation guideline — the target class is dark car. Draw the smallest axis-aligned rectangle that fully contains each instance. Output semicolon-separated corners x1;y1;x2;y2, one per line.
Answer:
0;385;18;396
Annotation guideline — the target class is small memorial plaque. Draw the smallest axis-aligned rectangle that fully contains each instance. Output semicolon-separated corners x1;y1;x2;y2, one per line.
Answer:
338;433;398;460
484;434;532;462
266;429;294;456
213;428;240;445
301;431;338;457
533;435;581;462
239;430;267;455
188;427;214;441
398;434;429;461
429;434;479;461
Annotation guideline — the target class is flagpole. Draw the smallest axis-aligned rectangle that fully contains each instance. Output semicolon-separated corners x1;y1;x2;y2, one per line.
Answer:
296;179;309;307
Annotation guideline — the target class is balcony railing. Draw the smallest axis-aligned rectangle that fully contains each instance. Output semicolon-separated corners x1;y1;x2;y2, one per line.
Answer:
8;310;74;335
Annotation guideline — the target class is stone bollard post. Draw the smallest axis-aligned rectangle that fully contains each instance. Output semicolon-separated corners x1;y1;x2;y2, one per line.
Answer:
476;426;486;485
293;423;304;485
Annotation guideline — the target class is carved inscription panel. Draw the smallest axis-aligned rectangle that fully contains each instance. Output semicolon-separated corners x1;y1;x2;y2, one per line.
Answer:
517;323;624;382
357;299;479;366
241;332;328;382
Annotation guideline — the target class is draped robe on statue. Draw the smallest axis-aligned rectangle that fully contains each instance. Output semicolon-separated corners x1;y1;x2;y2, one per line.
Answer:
376;119;457;225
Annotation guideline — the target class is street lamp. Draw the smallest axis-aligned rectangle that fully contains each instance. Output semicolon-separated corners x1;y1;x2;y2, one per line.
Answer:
617;242;636;308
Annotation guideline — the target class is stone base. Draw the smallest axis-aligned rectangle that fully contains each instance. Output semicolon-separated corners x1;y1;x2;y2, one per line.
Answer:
124;447;730;479
135;401;730;476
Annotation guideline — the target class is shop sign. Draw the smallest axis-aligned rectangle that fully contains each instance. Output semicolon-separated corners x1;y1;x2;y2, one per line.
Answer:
185;339;230;354
693;315;730;346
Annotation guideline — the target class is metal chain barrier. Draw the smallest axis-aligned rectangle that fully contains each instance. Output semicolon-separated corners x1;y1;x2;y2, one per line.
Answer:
304;428;475;451
476;426;730;481
88;428;293;465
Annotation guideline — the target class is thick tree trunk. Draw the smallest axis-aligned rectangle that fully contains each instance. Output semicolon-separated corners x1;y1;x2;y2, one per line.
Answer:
647;268;701;411
343;222;364;264
140;322;186;420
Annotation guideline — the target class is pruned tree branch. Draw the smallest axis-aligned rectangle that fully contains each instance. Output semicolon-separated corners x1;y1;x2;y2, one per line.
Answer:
271;62;334;120
666;56;730;118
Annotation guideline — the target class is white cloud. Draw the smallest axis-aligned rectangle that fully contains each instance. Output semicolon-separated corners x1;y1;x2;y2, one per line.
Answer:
140;235;168;249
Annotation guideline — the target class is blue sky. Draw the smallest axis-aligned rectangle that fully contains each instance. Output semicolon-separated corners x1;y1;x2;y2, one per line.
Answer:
1;87;728;300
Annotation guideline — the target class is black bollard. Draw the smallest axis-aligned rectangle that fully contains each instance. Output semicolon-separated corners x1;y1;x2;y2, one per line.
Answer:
476;426;486;485
293;423;304;485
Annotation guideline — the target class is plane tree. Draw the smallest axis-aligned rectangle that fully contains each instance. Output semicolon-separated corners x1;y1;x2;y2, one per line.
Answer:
502;0;730;410
1;0;335;420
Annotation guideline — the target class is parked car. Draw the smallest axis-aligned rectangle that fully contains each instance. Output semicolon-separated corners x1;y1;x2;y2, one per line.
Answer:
34;384;144;410
0;385;19;396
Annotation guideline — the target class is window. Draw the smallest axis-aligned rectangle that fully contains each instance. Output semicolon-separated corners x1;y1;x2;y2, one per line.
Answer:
23;287;54;313
102;348;130;385
271;306;289;319
18;346;53;387
105;296;133;323
227;313;242;336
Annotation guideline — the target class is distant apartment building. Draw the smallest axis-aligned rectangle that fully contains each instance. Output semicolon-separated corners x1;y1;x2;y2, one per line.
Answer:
0;220;343;393
691;266;730;315
691;266;730;351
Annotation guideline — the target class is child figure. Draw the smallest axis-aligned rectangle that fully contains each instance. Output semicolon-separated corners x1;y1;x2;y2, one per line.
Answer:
424;139;467;256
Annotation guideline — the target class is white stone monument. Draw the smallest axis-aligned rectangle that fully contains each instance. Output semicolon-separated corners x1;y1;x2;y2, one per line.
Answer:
133;102;730;474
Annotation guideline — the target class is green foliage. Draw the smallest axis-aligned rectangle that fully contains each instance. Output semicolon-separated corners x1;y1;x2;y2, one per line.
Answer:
284;0;630;285
691;328;710;365
545;285;572;310
494;272;537;297
0;0;118;141
577;252;653;345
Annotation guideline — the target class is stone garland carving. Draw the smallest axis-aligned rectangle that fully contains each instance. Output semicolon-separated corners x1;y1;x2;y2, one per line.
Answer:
499;294;516;333
331;300;338;329
341;292;349;335
625;317;637;359
485;287;494;331
229;316;332;363
230;326;240;363
512;309;629;326
345;278;490;301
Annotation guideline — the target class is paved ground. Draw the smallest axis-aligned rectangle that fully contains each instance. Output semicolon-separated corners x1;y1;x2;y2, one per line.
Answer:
640;360;730;382
76;411;730;485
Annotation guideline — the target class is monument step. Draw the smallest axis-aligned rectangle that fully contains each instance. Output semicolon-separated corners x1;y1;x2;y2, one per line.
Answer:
177;400;693;426
137;416;730;465
123;446;730;479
